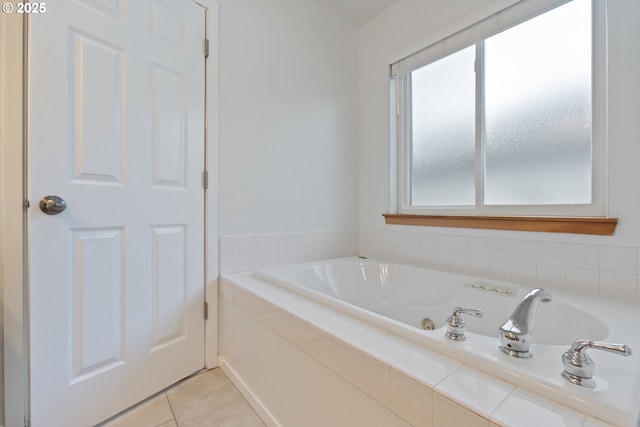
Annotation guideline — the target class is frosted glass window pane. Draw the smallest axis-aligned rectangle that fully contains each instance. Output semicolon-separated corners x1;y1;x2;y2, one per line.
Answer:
410;46;475;206
484;0;592;205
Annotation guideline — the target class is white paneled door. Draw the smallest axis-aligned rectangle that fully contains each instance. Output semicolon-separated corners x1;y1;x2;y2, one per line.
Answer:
28;1;206;426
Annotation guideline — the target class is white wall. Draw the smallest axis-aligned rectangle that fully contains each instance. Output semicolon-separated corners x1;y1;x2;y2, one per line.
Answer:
218;0;359;235
358;0;640;302
217;0;360;272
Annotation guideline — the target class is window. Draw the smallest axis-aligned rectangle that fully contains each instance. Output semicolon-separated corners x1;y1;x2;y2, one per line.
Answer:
391;0;606;218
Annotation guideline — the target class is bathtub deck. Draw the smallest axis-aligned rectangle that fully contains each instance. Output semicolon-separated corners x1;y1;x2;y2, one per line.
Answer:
220;271;637;427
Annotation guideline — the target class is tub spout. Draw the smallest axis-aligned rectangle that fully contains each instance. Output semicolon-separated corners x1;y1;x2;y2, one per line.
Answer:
498;288;552;358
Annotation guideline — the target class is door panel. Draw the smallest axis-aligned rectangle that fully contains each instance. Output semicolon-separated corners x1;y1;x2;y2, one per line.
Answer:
152;65;188;187
70;227;125;382
70;31;125;184
151;225;188;349
28;1;206;426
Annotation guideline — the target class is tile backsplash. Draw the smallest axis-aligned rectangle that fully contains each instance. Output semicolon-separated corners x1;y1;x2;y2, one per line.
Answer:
220;227;640;304
359;227;640;304
220;230;358;274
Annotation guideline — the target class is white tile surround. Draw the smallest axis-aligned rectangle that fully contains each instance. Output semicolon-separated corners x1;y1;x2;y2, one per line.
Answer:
359;227;640;304
222;228;640;304
219;273;620;427
220;230;358;274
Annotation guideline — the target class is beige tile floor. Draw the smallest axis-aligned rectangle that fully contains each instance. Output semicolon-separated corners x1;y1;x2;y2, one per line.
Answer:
99;368;267;427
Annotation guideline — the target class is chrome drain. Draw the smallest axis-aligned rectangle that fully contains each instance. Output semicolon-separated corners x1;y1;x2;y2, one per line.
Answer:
421;317;437;330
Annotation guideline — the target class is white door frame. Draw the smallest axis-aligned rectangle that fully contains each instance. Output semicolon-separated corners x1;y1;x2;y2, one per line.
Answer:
1;12;29;427
200;0;220;372
0;1;219;425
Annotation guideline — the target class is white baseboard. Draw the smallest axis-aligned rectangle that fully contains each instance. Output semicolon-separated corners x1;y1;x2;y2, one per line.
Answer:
218;356;281;427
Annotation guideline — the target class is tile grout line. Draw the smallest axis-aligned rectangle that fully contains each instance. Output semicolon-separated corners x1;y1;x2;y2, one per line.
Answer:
163;391;179;427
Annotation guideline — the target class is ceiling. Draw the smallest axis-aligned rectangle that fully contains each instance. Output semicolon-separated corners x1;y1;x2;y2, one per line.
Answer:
312;0;398;26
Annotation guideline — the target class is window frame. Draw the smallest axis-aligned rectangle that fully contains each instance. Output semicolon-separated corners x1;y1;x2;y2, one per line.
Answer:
391;0;608;219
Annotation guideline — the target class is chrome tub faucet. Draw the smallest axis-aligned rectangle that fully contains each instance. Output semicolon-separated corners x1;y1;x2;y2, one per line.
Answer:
498;288;552;358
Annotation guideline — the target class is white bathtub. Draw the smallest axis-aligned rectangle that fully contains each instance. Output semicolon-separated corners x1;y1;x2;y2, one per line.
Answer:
253;257;640;426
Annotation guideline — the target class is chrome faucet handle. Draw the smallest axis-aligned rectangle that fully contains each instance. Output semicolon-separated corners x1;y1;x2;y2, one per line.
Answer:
561;339;633;388
445;307;483;342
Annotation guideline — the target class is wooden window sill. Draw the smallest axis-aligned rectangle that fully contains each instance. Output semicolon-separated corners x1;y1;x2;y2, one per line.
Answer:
383;214;618;235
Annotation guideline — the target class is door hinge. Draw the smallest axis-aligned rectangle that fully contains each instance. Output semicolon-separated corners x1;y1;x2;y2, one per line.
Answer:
204;301;209;320
202;170;209;189
23;199;30;210
204;38;209;58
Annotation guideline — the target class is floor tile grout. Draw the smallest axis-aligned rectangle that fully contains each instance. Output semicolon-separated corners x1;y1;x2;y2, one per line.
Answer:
164;391;178;427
